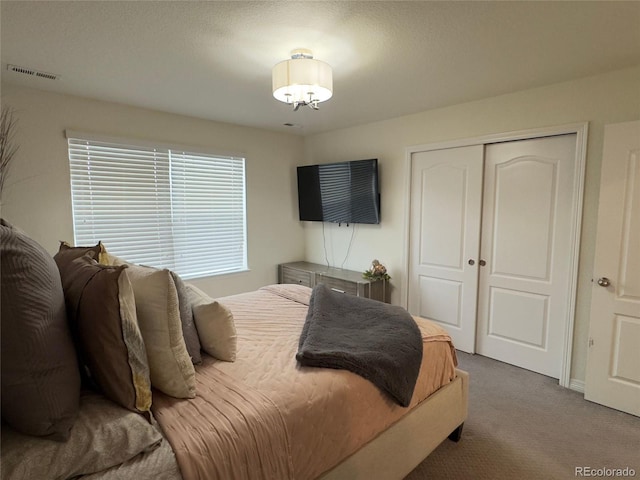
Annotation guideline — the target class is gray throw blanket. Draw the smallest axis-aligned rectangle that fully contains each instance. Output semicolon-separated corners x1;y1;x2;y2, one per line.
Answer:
296;284;423;407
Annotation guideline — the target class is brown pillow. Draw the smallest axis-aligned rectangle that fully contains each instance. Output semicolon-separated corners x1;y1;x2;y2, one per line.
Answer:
54;240;106;267
57;255;152;417
0;220;81;441
54;242;109;390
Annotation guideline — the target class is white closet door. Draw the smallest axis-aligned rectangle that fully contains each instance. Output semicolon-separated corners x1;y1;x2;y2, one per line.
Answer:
408;146;484;353
476;134;577;378
585;120;640;416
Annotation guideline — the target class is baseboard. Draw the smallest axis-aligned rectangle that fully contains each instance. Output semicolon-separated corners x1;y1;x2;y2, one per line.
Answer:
569;378;585;393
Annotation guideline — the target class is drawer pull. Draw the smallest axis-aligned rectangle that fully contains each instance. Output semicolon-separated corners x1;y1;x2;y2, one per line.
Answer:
331;288;345;294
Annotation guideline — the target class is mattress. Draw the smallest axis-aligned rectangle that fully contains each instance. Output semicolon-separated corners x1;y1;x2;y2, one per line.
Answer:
152;284;457;480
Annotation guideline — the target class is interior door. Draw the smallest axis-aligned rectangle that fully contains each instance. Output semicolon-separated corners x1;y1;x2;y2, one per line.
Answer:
475;135;577;378
585;120;640;416
408;145;484;353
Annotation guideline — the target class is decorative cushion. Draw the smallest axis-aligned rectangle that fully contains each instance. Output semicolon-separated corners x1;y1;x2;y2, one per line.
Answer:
54;240;106;266
104;253;202;365
186;284;237;362
53;241;109;387
56;255;152;417
0;220;81;441
124;263;196;398
0;391;163;480
170;271;202;364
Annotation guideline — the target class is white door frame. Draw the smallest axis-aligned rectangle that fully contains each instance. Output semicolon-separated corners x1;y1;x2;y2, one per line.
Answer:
402;123;588;388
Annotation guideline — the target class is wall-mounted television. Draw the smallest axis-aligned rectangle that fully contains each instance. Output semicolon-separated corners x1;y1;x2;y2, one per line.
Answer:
297;158;380;224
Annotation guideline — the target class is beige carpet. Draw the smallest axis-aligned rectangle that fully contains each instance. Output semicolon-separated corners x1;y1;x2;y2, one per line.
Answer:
405;352;640;480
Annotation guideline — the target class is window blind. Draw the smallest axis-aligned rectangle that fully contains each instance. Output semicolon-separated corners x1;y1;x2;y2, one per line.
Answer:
67;135;247;279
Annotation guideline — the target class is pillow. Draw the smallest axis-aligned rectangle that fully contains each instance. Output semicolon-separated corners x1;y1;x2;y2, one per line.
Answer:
54;240;106;266
170;271;202;364
54;242;108;387
0;220;81;441
0;391;163;480
124;263;196;398
186;284;237;362
103;253;202;365
57;255;152;417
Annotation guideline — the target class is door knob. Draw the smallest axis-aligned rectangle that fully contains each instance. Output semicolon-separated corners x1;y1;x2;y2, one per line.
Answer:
597;277;611;287
468;259;475;266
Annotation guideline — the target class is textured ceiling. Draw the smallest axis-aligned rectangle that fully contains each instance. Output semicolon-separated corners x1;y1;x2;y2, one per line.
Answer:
1;1;639;135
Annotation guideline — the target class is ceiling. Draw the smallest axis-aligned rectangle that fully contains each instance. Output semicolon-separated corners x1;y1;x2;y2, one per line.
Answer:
1;1;639;136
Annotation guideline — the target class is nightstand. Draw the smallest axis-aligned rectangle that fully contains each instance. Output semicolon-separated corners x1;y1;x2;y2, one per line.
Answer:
278;261;387;302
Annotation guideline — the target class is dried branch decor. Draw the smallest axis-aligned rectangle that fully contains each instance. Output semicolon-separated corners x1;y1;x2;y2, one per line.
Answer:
0;106;19;197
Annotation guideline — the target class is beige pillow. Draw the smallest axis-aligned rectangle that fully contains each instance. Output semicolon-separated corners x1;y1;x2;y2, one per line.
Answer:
186;284;237;362
103;253;202;365
125;264;196;399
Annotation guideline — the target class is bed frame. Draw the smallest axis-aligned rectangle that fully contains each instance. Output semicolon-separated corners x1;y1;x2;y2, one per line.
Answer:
320;369;469;480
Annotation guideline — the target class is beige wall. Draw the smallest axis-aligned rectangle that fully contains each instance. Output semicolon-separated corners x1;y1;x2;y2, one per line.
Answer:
2;66;638;384
302;65;640;383
0;83;306;297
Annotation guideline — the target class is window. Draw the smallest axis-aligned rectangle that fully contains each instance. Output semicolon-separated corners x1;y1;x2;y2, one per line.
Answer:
67;132;247;279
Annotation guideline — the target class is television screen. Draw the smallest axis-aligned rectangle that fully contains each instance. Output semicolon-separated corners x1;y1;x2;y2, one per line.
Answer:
297;159;380;224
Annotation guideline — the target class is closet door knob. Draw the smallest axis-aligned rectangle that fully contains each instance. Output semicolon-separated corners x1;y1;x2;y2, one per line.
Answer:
597;277;611;287
468;259;475;266
479;260;486;266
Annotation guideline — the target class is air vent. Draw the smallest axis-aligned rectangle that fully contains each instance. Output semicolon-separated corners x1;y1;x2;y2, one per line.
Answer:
7;64;59;80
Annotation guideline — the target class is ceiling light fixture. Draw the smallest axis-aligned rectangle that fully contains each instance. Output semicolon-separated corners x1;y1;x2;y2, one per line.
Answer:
272;49;333;111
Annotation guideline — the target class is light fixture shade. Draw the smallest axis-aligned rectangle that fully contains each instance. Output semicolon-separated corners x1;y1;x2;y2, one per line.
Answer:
272;57;333;105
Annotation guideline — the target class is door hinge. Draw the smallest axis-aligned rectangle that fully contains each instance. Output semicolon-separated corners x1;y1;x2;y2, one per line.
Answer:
589;337;594;347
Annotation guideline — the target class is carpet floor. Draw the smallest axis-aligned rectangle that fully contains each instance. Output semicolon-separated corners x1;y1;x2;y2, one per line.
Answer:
404;352;640;480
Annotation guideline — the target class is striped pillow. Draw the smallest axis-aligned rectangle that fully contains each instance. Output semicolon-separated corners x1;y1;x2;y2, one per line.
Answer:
0;220;81;440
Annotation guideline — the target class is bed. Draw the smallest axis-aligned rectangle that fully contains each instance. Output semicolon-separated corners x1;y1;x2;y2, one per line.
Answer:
150;284;468;480
0;224;468;480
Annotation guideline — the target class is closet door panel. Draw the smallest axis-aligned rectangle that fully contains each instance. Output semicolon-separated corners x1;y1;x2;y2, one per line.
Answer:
408;145;484;353
476;135;577;378
418;165;467;268
491;158;556;280
488;288;549;348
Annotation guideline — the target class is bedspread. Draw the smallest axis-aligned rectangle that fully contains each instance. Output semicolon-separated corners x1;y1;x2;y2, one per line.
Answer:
153;284;457;480
151;364;293;480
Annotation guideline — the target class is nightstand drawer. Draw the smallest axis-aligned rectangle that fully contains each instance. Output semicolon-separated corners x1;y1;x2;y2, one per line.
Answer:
316;275;358;296
280;266;314;287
